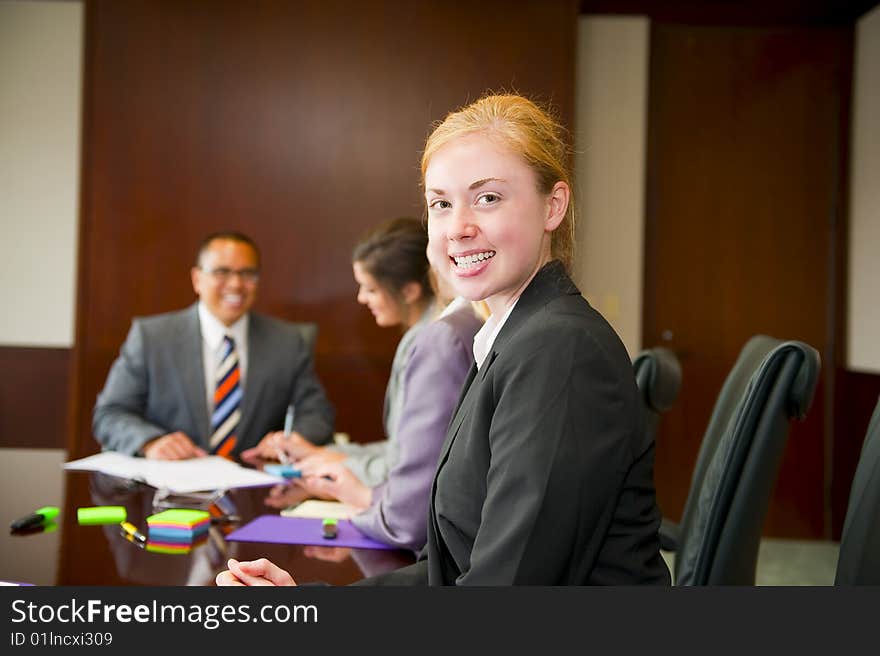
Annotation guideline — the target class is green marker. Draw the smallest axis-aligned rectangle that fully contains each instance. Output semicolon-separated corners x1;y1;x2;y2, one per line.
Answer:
77;506;127;525
322;517;338;539
10;506;59;531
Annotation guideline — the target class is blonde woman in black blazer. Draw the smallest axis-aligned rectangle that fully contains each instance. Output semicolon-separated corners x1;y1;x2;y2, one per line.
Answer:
218;94;670;586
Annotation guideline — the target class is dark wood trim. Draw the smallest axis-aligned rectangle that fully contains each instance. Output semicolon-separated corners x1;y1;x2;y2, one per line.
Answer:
60;0;97;588
823;25;856;538
66;0;97;462
640;20;660;353
0;347;71;449
580;0;878;25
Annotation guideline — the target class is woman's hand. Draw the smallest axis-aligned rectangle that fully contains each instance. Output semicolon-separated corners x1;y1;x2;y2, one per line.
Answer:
215;558;297;586
294;449;347;471
297;461;373;510
241;431;321;465
303;545;352;563
263;482;312;509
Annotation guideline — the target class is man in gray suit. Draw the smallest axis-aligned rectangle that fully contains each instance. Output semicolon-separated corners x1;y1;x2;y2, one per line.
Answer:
92;232;335;460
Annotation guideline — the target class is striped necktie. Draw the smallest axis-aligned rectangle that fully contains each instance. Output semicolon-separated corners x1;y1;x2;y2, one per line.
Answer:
210;335;241;459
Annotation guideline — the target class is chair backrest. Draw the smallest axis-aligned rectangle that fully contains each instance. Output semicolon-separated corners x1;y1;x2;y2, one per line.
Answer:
674;335;820;585
633;346;682;442
295;322;318;355
835;396;880;585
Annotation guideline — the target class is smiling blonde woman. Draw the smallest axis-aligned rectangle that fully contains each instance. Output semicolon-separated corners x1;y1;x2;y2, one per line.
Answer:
219;94;670;586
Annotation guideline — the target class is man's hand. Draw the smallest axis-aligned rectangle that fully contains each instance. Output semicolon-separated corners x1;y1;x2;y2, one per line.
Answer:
240;431;321;466
142;432;206;460
215;558;297;586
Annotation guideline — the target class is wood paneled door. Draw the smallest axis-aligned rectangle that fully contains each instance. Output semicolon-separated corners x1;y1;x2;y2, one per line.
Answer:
643;24;852;539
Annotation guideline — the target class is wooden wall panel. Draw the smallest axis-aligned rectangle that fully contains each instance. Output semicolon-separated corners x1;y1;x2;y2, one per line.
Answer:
69;0;578;459
0;348;70;449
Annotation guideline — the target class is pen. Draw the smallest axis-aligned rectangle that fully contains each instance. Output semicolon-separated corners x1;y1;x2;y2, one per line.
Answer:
10;506;59;532
119;521;146;543
283;403;295;437
276;404;295;465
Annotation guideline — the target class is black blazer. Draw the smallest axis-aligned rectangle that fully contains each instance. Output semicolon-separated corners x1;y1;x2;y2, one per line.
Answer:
358;261;670;585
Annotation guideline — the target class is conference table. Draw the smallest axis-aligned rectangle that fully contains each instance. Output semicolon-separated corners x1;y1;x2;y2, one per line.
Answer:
3;469;415;586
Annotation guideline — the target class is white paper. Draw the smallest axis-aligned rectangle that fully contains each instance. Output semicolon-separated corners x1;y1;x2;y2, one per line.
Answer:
63;452;285;493
281;499;358;519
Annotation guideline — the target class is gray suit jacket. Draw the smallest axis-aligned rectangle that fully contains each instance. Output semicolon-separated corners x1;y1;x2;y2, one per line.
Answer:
92;304;335;458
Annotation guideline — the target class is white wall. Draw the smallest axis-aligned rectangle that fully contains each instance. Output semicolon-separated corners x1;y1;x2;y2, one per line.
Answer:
0;0;83;347
0;0;81;585
573;16;649;358
847;5;880;374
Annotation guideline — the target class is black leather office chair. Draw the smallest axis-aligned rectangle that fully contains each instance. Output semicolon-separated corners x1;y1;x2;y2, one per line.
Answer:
633;346;682;443
834;396;880;585
661;335;820;585
295;322;318;355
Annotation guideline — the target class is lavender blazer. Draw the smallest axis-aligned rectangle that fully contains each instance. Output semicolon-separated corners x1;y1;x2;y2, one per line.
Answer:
351;302;483;552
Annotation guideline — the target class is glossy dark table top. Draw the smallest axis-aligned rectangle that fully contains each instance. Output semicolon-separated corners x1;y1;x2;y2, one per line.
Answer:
6;471;414;586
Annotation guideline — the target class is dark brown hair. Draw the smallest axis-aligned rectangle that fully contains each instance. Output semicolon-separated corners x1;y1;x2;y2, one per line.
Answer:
352;218;432;305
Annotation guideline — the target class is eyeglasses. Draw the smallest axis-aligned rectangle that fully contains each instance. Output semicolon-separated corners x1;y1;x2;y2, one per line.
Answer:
200;267;260;283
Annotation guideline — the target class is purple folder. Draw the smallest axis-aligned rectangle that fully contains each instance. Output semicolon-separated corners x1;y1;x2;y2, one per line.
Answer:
225;515;395;550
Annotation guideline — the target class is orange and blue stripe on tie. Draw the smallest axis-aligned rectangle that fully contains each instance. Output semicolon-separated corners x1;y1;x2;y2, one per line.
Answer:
210;335;241;458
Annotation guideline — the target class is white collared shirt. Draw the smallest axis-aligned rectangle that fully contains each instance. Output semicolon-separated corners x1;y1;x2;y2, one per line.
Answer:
198;302;249;412
473;298;519;370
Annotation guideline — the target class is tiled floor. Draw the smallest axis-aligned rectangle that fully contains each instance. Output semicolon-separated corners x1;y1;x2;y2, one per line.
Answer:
754;538;840;586
661;538;840;585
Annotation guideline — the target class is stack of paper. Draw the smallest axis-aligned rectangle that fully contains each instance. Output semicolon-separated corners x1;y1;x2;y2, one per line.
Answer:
280;499;358;520
63;452;285;493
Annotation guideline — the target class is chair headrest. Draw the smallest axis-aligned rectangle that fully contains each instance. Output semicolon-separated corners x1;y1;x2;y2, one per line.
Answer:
294;322;318;355
734;336;820;420
761;338;820;420
633;347;682;414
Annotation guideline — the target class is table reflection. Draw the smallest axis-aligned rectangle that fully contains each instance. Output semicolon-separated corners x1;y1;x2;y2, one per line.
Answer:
37;471;415;585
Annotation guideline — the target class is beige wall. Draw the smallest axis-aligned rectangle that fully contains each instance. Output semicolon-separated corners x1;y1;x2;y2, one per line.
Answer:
0;1;82;347
0;0;79;584
847;4;880;374
573;16;649;358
